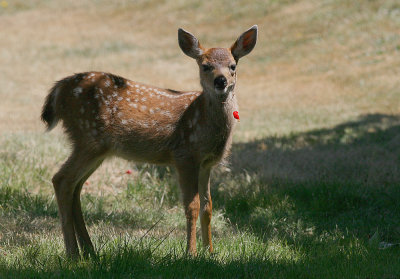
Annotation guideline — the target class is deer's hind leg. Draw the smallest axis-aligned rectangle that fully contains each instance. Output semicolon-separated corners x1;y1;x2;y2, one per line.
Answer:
52;147;105;258
72;160;103;257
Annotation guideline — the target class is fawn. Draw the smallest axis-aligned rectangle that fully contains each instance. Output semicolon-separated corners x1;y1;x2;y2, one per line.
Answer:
41;26;258;258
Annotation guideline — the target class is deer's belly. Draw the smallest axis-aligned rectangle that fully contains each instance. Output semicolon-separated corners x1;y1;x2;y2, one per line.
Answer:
111;136;174;165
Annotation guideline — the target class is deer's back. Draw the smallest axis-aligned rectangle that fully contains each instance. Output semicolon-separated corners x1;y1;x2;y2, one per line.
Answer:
54;72;201;164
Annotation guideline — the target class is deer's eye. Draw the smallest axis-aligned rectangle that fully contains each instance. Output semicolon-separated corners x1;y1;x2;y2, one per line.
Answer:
230;64;236;71
202;64;213;72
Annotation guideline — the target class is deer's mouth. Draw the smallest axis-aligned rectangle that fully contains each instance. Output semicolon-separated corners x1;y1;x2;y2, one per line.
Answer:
215;84;235;100
216;83;234;93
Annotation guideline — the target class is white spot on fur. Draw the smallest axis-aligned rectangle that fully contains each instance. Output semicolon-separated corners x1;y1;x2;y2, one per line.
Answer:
141;97;147;102
117;96;123;101
117;112;123;118
149;108;154;114
151;90;200;99
104;80;111;87
140;105;147;111
126;98;131;102
129;103;138;109
112;92;118;98
160;110;173;119
121;119;127;125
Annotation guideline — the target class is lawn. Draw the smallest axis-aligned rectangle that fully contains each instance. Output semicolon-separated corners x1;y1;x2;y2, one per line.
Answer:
1;0;400;278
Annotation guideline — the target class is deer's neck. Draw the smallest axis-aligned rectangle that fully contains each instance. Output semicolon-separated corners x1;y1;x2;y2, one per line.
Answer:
203;89;238;136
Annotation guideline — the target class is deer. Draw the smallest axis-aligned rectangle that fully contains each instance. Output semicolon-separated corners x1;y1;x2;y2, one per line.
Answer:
41;25;258;258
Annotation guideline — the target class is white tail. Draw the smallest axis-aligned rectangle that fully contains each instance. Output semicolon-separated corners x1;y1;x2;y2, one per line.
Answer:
42;25;258;257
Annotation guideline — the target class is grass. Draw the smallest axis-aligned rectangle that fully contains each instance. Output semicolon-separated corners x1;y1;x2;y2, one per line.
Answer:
1;116;400;278
1;0;400;278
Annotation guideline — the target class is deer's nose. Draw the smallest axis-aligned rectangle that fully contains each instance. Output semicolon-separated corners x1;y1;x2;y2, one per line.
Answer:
214;76;227;90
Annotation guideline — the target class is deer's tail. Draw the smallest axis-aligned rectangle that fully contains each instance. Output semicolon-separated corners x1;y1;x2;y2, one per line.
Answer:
41;82;62;131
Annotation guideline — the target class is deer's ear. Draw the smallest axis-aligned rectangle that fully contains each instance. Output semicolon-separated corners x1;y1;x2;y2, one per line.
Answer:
178;28;204;59
230;25;258;62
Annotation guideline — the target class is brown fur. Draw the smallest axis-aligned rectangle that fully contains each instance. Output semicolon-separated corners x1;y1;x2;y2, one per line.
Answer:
41;26;257;257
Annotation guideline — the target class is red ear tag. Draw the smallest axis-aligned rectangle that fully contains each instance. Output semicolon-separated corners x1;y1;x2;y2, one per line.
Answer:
233;111;240;121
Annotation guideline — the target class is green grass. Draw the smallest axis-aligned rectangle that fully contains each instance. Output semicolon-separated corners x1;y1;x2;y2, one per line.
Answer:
1;113;400;278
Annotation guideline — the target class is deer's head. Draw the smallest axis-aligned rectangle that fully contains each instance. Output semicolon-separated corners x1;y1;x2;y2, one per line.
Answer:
178;26;258;101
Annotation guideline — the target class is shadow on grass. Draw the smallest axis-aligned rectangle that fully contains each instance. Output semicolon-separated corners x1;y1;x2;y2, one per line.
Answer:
212;113;400;244
0;187;58;218
3;235;400;279
0;243;389;279
0;186;166;231
231;113;400;185
0;253;286;279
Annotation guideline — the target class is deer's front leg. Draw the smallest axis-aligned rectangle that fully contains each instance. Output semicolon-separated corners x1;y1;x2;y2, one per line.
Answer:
199;166;213;253
176;162;200;255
